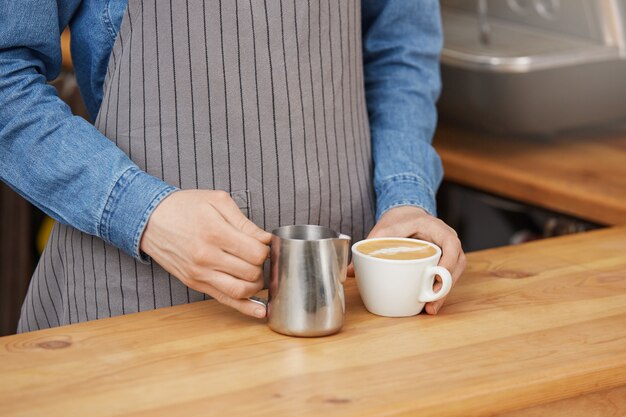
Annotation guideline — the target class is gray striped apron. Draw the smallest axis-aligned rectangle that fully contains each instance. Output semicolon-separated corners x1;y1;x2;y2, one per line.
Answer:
18;0;375;332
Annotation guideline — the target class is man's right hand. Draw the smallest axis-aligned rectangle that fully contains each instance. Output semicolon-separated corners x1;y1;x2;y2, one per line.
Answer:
140;190;271;318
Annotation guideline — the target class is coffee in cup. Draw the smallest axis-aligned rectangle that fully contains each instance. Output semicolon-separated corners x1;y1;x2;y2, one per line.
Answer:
355;239;437;260
351;238;452;317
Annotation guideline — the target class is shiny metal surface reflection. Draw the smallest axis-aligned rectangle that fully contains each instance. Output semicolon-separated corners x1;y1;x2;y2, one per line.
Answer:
267;225;350;337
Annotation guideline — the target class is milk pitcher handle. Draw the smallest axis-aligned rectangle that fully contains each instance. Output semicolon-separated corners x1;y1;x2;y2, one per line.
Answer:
248;296;268;308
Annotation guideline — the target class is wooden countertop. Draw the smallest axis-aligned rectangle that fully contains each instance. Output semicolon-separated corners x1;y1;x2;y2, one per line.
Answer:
1;227;625;416
434;123;626;225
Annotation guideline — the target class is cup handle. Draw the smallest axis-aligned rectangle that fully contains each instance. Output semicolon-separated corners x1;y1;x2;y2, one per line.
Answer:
419;266;453;303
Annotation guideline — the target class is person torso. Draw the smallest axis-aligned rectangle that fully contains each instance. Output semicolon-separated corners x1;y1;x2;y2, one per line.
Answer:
18;0;375;332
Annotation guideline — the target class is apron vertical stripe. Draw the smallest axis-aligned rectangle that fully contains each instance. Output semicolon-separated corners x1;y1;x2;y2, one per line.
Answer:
24;302;32;332
60;226;71;324
155;0;166;182
134;261;140;311
141;0;148;172
117;250;125;314
90;236;99;319
51;223;66;322
48;238;63;310
35;267;52;328
278;0;298;225
263;0;282;226
202;1;216;190
186;0;199;189
41;235;62;325
150;262;156;310
42;255;61;324
102;240;112;317
317;0;332;227
327;0;344;234
127;9;134;160
292;0;312;224
71;230;82;321
307;0;323;226
26;290;41;331
219;0;232;192
30;281;42;329
79;233;88;320
235;0;249;192
169;0;182;188
249;0;267;229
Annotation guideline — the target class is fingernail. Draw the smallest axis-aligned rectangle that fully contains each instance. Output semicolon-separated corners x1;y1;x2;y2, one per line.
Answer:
432;304;440;315
254;308;266;318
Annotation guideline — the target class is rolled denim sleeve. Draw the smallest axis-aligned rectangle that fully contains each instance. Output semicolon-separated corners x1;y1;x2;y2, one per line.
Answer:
362;0;444;219
0;1;176;260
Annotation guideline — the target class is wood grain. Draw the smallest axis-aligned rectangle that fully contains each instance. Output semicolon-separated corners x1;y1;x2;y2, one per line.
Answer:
496;385;626;417
1;227;625;417
434;123;626;225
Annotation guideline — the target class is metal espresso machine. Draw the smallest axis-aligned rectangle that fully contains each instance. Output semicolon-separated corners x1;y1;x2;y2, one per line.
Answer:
438;0;626;135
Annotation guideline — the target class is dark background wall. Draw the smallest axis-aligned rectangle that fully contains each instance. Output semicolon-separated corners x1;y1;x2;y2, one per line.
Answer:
0;186;37;336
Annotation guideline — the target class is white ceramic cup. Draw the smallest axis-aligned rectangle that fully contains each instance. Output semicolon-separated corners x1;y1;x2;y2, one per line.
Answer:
351;238;453;317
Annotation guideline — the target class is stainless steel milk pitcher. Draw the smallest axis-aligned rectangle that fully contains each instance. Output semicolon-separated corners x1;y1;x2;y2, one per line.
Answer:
266;225;351;337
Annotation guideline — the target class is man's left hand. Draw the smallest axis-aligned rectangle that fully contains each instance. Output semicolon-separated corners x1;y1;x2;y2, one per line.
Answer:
347;205;466;315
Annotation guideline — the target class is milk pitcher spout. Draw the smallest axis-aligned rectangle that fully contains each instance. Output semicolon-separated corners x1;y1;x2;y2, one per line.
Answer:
333;233;351;284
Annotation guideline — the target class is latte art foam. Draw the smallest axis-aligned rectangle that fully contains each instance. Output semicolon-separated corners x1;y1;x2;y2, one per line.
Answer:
357;239;437;260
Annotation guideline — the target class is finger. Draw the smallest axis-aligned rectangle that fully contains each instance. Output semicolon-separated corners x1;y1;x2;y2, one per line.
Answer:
214;251;264;283
413;222;461;315
193;280;266;318
368;213;429;240
367;221;401;239
438;237;462;273
213;194;272;244
194;269;264;300
366;224;385;239
425;249;466;315
347;263;355;277
410;220;461;271
217;223;270;266
431;276;443;292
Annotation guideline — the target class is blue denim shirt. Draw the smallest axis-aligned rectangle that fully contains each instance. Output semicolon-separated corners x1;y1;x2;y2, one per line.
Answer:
0;0;443;260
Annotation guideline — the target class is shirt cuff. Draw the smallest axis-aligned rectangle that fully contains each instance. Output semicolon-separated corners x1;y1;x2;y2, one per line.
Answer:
98;167;178;262
375;174;438;220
